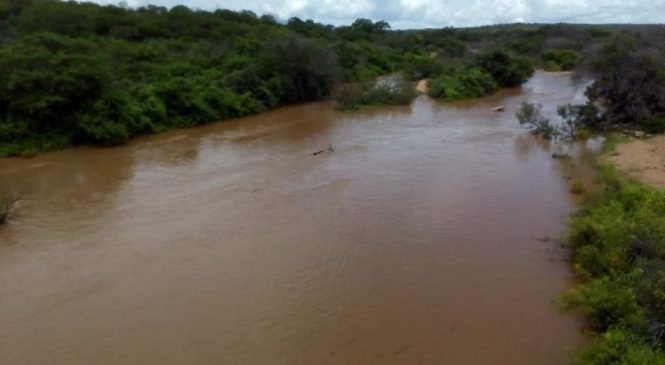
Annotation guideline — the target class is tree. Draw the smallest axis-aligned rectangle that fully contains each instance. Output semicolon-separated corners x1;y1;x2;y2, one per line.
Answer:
0;32;109;138
266;34;340;103
516;102;557;139
476;49;534;87
585;34;665;126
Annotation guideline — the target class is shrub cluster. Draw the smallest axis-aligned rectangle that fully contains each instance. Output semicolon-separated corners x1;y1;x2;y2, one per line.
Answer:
428;68;497;100
334;78;417;110
561;166;665;364
543;49;579;71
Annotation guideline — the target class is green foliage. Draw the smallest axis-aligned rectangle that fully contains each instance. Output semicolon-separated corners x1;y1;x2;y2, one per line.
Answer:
334;77;416;110
428;68;497;100
402;54;444;81
476;49;535;87
516;102;558;139
543;49;579;71
570;180;587;195
585;34;665;127
575;328;665;365
561;276;643;330
0;33;109;137
563;168;665;363
265;34;340;102
0;0;350;154
641;115;665;134
1;1;660;155
433;36;466;58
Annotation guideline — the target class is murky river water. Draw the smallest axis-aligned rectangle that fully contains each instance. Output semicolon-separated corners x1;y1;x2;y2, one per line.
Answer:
0;72;591;364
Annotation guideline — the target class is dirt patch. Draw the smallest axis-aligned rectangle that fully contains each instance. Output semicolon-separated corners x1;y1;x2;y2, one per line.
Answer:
416;79;429;94
606;135;665;189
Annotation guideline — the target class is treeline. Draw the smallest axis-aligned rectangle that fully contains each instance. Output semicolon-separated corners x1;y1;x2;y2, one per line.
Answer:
0;0;407;155
0;0;662;155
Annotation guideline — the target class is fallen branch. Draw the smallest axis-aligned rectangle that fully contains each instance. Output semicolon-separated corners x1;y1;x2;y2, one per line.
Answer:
0;180;25;225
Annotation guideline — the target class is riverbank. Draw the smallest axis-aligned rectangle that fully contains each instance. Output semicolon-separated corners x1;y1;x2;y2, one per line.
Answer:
561;135;665;364
605;135;665;189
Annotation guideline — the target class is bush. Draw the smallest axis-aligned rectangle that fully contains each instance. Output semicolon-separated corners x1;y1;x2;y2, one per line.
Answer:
266;34;340;103
585;34;665;125
560;276;643;330
575;328;665;365
476;49;534;87
543;49;579;71
428;68;497;100
563;168;665;363
334;77;416;110
402;54;444;80
516;102;558;139
641;115;665;134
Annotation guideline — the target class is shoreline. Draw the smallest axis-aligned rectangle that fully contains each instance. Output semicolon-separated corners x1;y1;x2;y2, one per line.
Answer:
605;135;665;189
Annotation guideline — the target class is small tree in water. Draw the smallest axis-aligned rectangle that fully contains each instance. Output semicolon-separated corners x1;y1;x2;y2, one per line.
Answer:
516;102;558;139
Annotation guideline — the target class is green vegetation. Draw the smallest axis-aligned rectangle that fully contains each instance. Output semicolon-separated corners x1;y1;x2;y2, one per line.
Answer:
586;34;665;127
333;78;416;110
428;68;497;100
543;49;579;71
642;116;665;134
0;0;410;155
561;163;665;364
570;179;586;195
516;102;559;139
550;32;665;134
3;1;660;154
476;49;534;87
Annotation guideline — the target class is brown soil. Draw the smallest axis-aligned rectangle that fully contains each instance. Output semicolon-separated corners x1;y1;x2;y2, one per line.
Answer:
606;135;665;189
416;79;429;94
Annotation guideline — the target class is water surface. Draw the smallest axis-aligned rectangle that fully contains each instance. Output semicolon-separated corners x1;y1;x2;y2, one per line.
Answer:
0;71;589;365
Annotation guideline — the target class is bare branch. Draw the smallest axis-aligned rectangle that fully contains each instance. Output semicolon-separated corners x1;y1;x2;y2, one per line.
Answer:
0;178;26;224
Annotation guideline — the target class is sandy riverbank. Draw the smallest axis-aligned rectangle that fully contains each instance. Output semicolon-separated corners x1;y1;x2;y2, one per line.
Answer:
606;135;665;188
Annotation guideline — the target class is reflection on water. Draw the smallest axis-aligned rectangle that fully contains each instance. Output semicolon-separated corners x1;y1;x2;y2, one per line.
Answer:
1;71;590;365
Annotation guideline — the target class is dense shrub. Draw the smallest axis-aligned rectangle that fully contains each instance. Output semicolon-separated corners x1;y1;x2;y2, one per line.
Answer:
428;68;497;100
584;34;665;127
543;49;579;71
575;328;665;365
334;78;416;110
641;115;665;134
402;54;444;80
0;1;398;154
476;49;535;87
562;165;665;364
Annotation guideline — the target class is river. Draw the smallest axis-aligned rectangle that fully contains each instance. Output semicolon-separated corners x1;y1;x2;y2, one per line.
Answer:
0;71;591;364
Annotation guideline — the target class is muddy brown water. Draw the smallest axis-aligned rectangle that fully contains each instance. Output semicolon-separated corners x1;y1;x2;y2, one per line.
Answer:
0;72;593;365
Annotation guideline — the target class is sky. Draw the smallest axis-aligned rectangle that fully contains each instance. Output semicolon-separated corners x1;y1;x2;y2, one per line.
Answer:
86;0;665;29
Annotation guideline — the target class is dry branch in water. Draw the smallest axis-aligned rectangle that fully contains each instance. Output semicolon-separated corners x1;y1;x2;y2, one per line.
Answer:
0;179;25;224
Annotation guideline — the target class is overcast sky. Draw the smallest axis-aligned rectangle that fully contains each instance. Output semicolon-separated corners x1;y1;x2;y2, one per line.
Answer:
86;0;665;29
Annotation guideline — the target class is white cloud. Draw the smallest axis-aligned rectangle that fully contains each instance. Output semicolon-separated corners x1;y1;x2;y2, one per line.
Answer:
84;0;665;28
